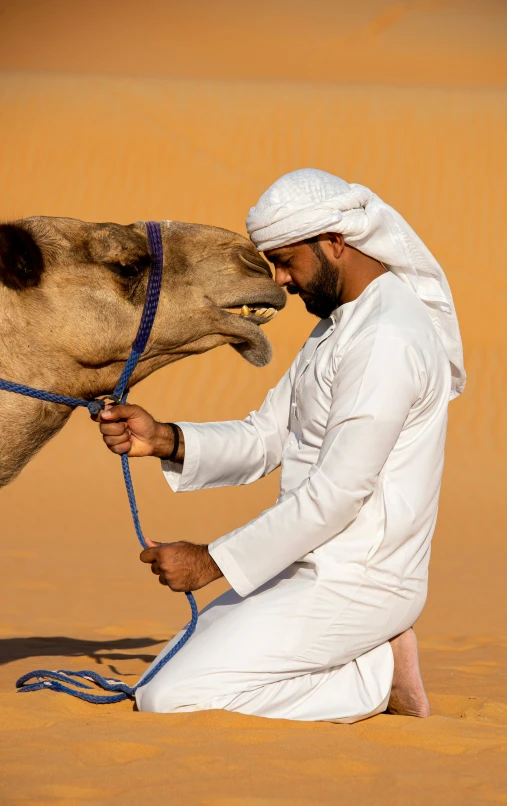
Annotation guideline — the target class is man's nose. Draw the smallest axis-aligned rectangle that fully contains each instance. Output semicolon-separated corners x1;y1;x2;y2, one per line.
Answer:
275;267;292;287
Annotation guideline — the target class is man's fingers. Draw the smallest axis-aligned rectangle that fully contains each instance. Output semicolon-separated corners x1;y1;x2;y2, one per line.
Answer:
100;422;128;436
108;441;132;455
145;537;162;548
103;433;130;447
139;542;194;591
100;404;144;423
140;547;158;563
102;436;132;454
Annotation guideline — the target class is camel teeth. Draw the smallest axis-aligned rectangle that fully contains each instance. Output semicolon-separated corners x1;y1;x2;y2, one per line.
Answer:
264;308;277;319
241;305;251;316
255;308;267;317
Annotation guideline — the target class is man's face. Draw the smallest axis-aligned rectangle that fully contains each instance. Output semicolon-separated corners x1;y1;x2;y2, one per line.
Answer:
265;237;340;319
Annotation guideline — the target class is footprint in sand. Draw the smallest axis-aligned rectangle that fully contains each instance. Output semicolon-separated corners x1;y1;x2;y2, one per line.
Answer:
461;700;507;724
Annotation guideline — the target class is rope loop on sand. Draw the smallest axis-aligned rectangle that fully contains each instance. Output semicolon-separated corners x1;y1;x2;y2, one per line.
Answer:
16;585;199;702
6;221;199;703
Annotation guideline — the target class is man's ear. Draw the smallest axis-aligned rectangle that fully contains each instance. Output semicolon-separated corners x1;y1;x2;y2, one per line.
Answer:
0;224;44;290
328;232;345;258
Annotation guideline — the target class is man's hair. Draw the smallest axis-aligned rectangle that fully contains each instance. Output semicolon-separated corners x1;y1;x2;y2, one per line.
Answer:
305;235;321;255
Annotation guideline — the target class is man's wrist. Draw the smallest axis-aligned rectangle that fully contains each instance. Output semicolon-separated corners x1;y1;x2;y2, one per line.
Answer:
204;545;223;583
154;422;185;463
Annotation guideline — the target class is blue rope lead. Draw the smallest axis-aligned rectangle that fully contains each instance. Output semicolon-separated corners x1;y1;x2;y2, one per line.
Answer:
0;379;100;414
12;221;199;704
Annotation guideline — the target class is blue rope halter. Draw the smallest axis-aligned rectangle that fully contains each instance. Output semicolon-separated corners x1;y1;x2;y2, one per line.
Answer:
1;221;198;704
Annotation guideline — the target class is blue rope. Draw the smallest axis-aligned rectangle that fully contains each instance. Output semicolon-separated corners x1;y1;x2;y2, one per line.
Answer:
0;379;98;414
112;220;164;401
9;221;199;704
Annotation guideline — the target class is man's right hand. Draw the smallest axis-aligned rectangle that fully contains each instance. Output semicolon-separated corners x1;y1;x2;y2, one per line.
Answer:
98;404;183;460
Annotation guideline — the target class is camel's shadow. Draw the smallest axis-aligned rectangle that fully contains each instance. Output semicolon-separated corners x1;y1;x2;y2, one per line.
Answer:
0;636;164;677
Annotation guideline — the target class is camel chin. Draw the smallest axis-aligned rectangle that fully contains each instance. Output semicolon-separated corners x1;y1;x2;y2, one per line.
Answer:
231;326;273;367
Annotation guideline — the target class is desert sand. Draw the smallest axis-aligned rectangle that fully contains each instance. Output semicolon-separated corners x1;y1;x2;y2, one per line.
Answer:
0;1;506;803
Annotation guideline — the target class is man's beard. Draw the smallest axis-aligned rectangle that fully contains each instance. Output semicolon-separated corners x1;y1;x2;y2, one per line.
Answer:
287;245;340;319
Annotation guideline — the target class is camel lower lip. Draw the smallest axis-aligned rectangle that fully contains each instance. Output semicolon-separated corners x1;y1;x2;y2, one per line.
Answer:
221;311;275;367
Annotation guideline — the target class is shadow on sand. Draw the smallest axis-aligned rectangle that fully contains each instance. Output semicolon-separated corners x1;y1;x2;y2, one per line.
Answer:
0;636;164;674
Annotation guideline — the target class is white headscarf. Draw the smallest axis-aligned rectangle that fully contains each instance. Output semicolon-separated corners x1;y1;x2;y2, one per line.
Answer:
246;168;465;400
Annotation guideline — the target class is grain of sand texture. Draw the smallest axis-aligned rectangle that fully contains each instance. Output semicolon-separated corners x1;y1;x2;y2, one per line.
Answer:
1;2;507;803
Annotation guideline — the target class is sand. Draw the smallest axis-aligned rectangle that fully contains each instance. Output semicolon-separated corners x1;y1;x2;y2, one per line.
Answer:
1;1;507;803
1;637;507;805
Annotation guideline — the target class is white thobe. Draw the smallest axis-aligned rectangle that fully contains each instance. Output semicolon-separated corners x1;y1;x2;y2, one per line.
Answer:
136;272;451;721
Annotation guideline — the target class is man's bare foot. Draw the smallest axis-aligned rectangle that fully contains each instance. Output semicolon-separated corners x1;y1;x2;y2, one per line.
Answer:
387;628;430;718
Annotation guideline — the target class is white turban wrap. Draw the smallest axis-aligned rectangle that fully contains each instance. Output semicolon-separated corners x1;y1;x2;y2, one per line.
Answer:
246;169;465;400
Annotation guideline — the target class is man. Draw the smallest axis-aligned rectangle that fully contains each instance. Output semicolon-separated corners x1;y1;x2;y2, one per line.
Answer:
99;169;465;722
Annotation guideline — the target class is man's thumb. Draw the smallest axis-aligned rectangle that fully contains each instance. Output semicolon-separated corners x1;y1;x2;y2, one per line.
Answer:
145;537;162;548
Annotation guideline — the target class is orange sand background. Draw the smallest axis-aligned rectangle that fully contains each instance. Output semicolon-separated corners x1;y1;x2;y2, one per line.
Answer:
0;1;506;803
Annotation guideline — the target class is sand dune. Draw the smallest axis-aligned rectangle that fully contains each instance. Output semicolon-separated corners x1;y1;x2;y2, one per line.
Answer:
1;0;506;89
1;1;506;802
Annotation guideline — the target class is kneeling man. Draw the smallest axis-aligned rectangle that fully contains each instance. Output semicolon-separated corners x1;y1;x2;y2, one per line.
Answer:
98;169;465;722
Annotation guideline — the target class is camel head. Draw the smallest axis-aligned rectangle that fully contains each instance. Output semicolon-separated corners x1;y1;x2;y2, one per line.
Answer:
0;217;286;487
0;217;286;400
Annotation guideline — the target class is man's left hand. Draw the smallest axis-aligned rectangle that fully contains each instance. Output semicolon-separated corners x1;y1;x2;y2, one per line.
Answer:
140;539;223;592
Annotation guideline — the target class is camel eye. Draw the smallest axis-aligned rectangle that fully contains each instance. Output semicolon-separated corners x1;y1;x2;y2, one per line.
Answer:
106;255;151;279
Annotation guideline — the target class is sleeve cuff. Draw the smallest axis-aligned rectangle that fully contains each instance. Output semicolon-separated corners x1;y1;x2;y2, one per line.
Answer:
209;537;254;598
161;422;202;492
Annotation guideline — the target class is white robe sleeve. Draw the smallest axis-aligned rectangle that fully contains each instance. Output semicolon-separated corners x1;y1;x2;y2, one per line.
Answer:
161;359;297;492
209;329;423;596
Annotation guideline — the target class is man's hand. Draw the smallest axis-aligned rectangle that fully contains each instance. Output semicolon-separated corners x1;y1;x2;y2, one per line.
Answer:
140;539;223;592
97;404;183;460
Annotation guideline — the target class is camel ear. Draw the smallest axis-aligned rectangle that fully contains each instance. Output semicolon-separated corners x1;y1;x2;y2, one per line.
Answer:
0;224;44;290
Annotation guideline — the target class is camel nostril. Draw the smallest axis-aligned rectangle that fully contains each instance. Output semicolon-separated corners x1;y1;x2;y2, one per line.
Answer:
238;252;271;276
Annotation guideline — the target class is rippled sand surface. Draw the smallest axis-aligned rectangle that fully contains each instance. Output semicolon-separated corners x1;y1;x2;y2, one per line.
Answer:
1;631;506;804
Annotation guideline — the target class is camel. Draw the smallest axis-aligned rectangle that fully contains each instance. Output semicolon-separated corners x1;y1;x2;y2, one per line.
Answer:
0;217;286;488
